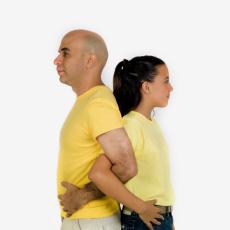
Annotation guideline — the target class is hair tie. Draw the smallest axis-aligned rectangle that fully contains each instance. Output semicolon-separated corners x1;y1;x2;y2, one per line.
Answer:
121;59;138;77
123;59;129;66
121;59;129;70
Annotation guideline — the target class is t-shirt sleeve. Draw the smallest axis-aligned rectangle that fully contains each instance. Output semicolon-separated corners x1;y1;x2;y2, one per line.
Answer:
87;98;123;139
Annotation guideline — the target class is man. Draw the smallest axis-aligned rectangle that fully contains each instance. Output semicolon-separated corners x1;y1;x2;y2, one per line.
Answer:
54;29;138;229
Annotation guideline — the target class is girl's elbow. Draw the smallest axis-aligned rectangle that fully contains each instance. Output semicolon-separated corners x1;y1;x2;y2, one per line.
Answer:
88;170;96;181
88;170;102;182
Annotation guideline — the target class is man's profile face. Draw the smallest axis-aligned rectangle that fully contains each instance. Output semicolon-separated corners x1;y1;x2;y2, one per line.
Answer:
54;35;86;86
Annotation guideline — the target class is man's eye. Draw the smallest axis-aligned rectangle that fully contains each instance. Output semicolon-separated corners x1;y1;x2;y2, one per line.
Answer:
63;52;68;57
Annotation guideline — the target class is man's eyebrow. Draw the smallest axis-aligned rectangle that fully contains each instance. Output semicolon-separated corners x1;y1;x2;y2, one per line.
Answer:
58;47;70;53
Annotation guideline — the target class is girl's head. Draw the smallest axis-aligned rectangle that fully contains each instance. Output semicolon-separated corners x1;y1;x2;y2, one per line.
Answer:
113;55;173;116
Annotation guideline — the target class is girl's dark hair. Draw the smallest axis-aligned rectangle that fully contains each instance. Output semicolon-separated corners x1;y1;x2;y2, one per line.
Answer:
113;55;165;116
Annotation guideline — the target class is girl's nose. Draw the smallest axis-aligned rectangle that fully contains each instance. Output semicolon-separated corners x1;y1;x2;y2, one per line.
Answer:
169;83;173;92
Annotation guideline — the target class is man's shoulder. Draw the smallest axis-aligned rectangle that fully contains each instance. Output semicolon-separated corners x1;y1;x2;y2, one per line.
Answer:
89;85;117;105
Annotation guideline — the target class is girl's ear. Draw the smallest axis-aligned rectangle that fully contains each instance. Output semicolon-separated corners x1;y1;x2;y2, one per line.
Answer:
141;81;150;94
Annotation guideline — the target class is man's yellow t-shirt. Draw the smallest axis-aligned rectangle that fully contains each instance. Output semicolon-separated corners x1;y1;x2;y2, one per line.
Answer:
123;111;175;206
57;85;123;219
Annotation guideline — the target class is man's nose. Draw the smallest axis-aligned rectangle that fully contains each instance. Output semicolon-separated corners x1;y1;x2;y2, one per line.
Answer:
54;54;62;65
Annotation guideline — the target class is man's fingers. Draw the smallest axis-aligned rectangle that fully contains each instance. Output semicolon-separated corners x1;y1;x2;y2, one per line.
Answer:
63;207;74;214
63;208;69;212
61;181;77;190
66;212;73;217
61;181;80;191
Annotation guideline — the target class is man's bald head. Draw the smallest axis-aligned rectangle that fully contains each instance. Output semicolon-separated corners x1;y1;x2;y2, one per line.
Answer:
63;29;108;68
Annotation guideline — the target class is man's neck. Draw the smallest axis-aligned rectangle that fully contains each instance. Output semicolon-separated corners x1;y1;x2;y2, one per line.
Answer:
72;80;104;96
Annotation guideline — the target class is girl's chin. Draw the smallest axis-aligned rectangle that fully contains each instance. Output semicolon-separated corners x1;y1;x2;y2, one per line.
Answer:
158;102;168;108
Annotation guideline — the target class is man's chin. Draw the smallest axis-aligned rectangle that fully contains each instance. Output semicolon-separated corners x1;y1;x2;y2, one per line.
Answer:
59;77;70;85
59;76;67;84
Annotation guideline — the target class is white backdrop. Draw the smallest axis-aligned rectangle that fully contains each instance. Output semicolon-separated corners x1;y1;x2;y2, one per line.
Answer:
0;0;229;229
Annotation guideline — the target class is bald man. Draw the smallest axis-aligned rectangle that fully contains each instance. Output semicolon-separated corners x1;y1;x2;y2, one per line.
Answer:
54;30;137;230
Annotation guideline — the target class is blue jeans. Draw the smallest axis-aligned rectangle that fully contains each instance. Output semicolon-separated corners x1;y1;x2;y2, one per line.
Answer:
121;209;173;230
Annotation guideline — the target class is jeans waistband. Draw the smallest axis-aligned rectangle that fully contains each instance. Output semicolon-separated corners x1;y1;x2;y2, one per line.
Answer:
122;205;173;216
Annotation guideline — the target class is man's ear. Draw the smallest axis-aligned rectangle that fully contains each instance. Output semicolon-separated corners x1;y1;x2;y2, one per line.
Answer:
141;81;150;94
85;54;97;69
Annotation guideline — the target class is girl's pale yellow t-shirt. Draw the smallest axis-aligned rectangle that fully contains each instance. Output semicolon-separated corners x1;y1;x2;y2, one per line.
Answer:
123;111;175;206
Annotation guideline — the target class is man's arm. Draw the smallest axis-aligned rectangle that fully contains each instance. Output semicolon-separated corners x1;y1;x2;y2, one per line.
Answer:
58;181;104;217
59;128;137;215
97;127;137;182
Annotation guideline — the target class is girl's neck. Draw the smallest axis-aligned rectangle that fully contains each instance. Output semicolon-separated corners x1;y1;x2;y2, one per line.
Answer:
134;103;154;120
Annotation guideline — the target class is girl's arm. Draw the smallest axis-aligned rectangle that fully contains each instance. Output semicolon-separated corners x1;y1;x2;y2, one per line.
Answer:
89;154;164;230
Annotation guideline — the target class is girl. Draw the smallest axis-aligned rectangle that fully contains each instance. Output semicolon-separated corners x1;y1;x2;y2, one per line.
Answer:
89;56;175;230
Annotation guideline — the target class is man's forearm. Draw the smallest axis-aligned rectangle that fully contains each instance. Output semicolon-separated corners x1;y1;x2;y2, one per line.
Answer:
83;182;104;201
111;155;137;183
58;181;105;217
96;128;137;183
111;164;132;183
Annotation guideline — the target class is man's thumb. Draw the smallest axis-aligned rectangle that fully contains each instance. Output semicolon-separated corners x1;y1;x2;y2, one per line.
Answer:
61;181;77;190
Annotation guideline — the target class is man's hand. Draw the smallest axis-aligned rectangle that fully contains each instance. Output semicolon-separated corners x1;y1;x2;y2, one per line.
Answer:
58;181;104;217
58;181;87;217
